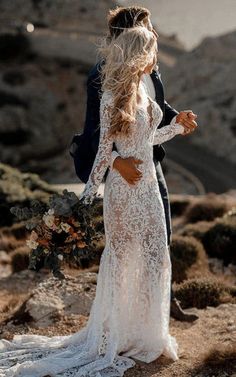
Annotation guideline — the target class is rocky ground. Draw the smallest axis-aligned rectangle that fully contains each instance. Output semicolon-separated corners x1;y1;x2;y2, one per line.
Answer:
0;269;235;377
0;163;236;376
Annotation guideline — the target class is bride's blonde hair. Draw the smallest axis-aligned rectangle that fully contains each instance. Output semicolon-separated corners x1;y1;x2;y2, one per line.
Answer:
98;26;158;137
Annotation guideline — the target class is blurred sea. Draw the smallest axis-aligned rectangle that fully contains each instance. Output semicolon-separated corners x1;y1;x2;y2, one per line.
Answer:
118;0;236;49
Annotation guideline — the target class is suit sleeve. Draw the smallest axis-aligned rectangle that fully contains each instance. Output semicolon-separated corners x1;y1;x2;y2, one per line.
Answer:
164;100;179;126
83;69;101;141
156;67;179;126
84;65;119;161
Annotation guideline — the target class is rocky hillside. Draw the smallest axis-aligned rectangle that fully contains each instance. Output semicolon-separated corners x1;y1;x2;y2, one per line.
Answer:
0;1;235;188
0;0;116;184
0;0;115;32
165;31;236;165
0;0;186;184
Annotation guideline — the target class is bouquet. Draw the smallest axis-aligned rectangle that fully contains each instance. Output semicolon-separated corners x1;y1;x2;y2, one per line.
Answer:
10;189;103;279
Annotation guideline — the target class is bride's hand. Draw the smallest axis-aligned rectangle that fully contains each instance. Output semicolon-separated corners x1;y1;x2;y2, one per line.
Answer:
176;110;198;135
113;156;143;185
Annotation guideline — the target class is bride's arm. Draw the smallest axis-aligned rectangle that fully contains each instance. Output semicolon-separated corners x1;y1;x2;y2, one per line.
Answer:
79;92;114;204
153;117;185;145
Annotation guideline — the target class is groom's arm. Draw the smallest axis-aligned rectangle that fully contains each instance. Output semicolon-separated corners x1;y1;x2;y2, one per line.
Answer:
84;64;118;158
157;68;197;131
164;100;179;126
83;67;100;142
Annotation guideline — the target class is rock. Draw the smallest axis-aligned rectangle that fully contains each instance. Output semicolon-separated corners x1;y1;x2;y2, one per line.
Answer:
25;272;97;327
0;40;91;183
0;250;11;264
0;33;31;61
165;31;236;165
0;1;116;34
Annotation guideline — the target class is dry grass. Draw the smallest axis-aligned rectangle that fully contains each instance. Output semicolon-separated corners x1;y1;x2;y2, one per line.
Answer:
173;277;236;309
183;194;229;224
170;235;209;283
179;220;215;242
11;246;30;272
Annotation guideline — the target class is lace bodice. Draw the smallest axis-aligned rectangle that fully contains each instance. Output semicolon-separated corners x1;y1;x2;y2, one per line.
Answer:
80;90;184;204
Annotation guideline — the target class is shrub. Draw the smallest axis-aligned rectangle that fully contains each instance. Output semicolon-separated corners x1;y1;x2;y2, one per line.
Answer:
174;277;233;309
170;196;190;217
11;246;30;272
222;206;236;220
184;194;228;223
180;220;214;242
202;345;236;368
190;344;236;376
0;232;26;253
0;222;29;240
170;235;204;283
202;217;236;265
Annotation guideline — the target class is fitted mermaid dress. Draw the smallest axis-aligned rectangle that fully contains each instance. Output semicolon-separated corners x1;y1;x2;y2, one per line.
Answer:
0;89;184;377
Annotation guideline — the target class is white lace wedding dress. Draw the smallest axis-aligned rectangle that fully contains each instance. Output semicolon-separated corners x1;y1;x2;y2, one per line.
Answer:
0;88;184;377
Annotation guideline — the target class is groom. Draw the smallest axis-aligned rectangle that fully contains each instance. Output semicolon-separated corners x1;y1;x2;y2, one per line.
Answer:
82;6;198;321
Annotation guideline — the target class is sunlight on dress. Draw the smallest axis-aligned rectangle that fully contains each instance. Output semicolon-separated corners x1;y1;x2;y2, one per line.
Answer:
0;90;184;377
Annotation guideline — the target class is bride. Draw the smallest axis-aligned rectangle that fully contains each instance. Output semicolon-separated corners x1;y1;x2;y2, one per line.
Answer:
0;26;187;377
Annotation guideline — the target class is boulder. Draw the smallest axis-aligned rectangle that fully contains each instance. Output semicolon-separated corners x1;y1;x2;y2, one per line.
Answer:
165;31;236;165
24;272;97;327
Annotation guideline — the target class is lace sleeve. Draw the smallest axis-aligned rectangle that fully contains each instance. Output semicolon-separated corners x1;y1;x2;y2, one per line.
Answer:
153;122;185;145
109;150;120;170
79;92;114;204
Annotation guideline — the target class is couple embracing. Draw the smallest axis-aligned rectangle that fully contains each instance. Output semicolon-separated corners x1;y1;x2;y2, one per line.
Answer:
0;5;198;377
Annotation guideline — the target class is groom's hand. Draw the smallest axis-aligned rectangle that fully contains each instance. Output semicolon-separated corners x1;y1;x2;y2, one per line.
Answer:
176;110;198;135
113;156;143;185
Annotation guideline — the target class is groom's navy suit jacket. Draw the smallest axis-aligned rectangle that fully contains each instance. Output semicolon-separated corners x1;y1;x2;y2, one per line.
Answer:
79;61;178;182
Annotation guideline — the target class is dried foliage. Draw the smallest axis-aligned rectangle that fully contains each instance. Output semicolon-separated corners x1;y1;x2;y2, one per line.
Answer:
174;277;235;309
11;247;29;273
180;220;214;242
184;195;228;223
202;209;236;265
170;196;190;217
170;235;203;283
189;343;236;376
